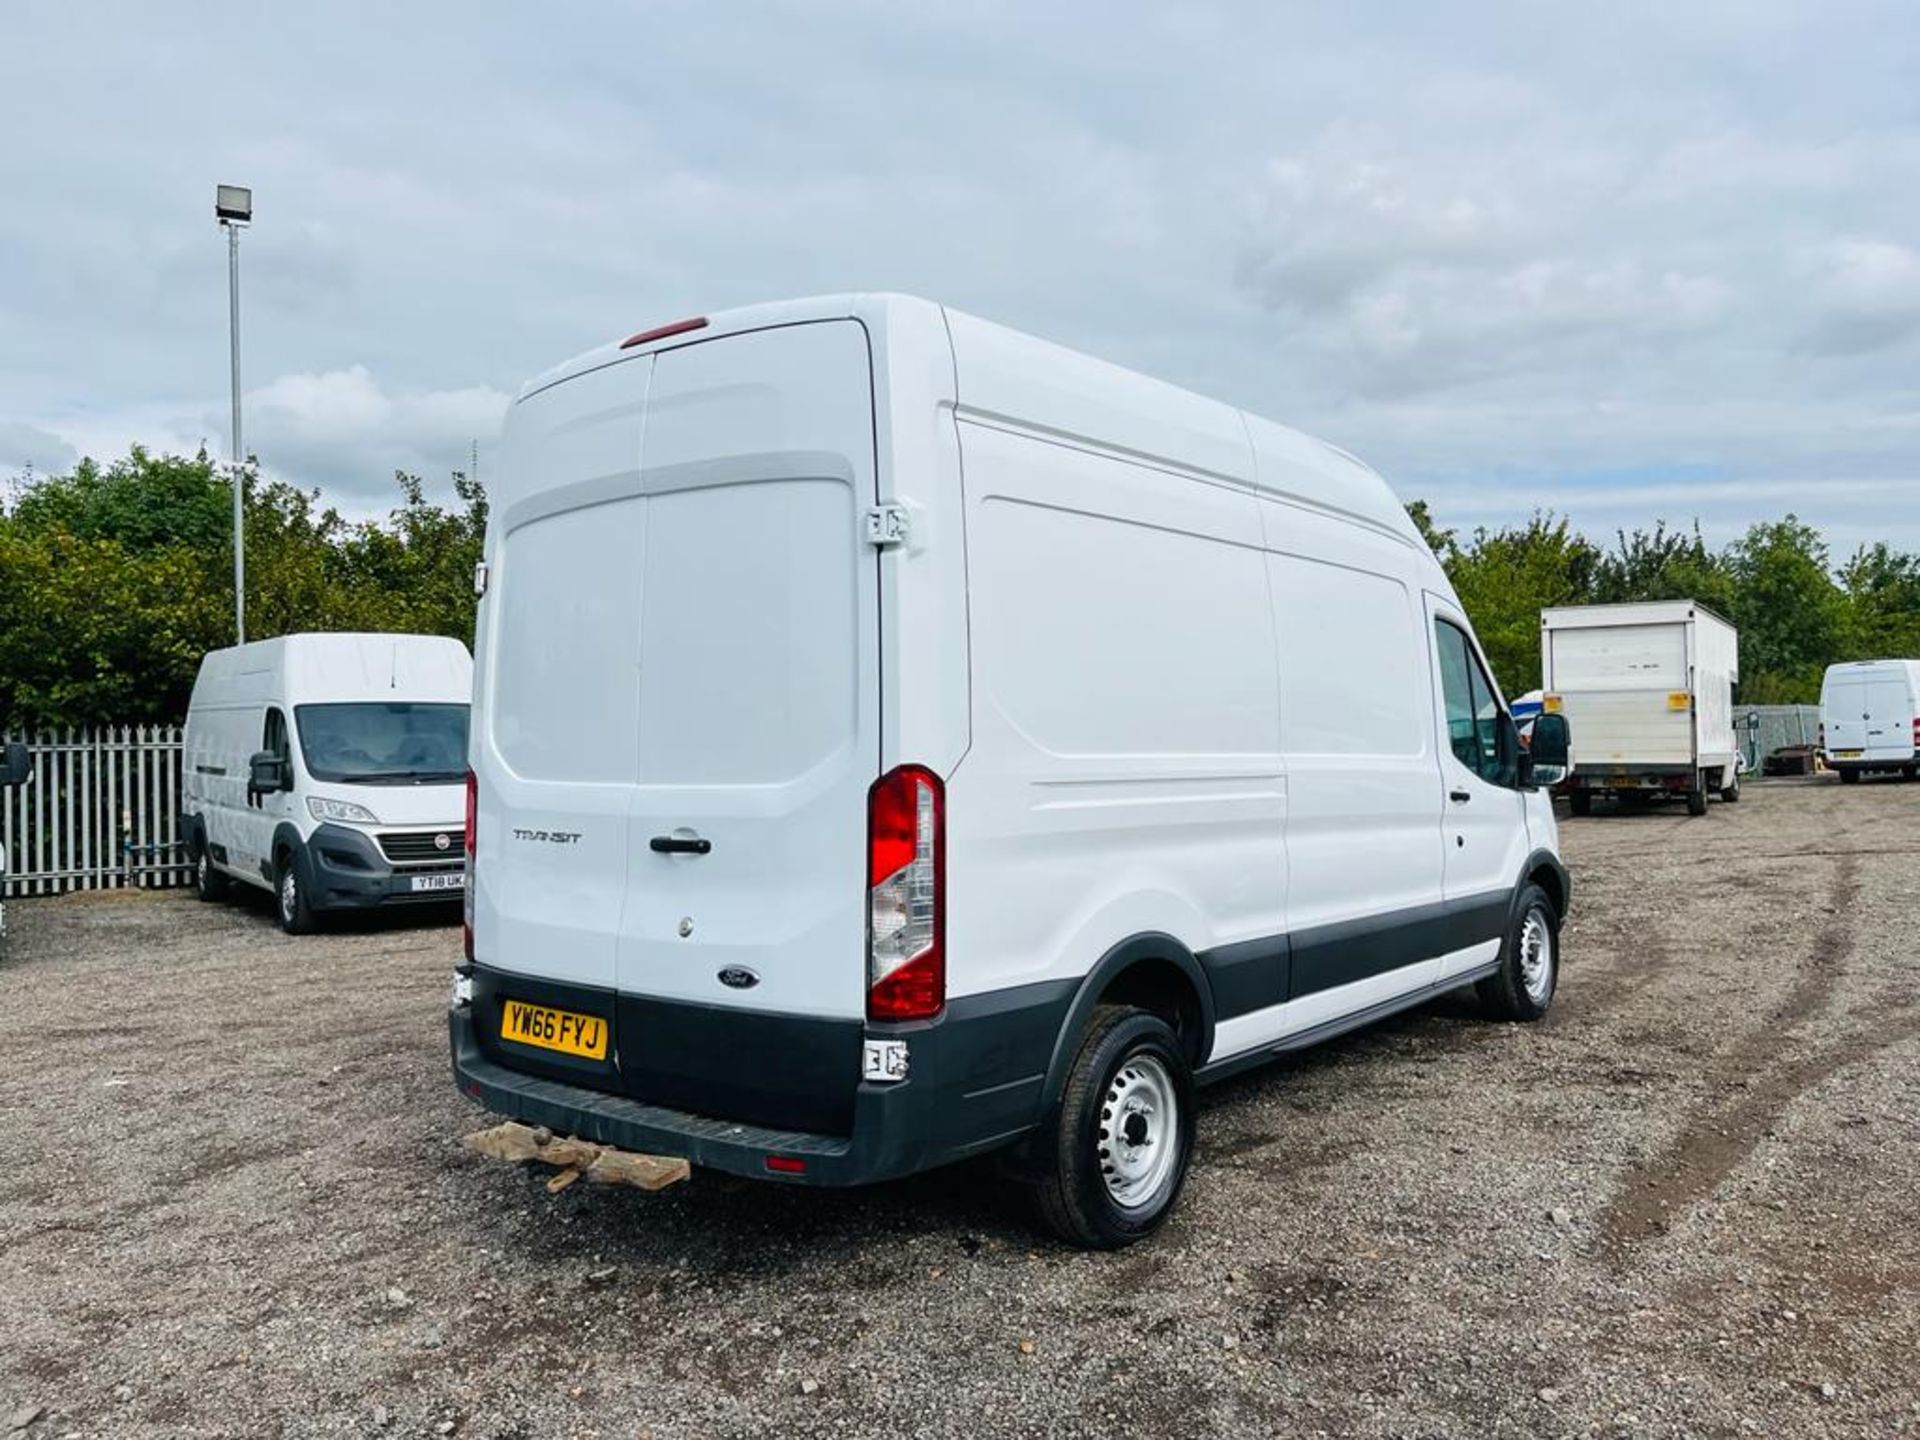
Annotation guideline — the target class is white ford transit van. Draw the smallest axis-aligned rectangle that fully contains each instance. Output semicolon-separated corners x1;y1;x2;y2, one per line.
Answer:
1821;658;1920;781
183;633;473;932
452;296;1574;1246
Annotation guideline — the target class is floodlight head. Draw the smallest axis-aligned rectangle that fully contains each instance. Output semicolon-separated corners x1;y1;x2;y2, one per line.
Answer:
215;184;253;225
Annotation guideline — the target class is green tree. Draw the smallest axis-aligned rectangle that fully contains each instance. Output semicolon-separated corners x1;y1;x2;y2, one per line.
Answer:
1723;515;1848;703
1;448;485;728
1839;542;1920;661
1436;513;1601;695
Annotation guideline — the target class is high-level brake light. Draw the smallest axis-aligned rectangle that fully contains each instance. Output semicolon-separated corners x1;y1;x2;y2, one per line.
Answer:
866;765;944;1022
619;316;708;350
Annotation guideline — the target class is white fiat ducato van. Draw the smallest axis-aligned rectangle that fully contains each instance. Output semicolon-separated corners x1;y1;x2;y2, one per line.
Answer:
183;632;472;932
1820;659;1920;782
452;296;1574;1247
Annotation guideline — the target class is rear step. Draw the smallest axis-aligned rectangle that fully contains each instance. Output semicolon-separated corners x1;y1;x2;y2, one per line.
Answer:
463;1120;691;1193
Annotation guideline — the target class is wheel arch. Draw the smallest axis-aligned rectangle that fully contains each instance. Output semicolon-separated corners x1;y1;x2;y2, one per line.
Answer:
1036;934;1216;1118
1517;847;1571;924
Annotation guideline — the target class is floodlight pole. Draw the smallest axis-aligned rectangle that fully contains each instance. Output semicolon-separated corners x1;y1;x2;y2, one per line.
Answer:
227;218;245;643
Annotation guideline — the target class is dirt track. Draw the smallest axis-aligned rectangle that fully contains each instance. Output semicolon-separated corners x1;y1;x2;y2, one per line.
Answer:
1;775;1916;1438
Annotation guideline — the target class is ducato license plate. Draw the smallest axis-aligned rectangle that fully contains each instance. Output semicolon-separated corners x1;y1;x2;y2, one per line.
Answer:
500;1000;608;1060
410;872;465;892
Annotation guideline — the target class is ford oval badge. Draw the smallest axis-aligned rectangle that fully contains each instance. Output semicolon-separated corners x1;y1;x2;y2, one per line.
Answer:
717;966;759;990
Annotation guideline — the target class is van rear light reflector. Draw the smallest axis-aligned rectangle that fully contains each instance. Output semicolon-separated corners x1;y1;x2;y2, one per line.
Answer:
765;1155;807;1175
866;765;944;1022
619;316;708;350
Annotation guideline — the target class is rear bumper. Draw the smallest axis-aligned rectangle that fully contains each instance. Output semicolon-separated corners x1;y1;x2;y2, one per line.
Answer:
448;964;1075;1188
305;823;465;911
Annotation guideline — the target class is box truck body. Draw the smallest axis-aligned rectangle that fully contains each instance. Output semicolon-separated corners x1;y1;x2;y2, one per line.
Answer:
1541;601;1739;816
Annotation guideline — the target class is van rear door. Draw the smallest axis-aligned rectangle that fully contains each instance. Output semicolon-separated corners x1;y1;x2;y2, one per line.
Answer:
1865;676;1914;761
611;321;880;1033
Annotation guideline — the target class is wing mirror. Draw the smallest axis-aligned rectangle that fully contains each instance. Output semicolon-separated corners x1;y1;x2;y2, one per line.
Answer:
1;740;28;787
1524;712;1572;789
247;751;291;797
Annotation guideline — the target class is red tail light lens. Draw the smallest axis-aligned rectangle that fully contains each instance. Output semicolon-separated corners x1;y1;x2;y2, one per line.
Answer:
463;769;477;963
866;765;944;1022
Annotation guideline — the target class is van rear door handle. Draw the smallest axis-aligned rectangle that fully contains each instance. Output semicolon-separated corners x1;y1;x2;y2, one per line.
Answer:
649;835;712;855
1449;789;1472;804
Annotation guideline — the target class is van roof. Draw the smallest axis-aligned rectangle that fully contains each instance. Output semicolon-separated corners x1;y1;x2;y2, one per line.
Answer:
192;632;473;707
517;293;1431;555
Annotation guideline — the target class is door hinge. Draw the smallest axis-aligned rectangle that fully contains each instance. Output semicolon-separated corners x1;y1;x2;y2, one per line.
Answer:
863;503;910;550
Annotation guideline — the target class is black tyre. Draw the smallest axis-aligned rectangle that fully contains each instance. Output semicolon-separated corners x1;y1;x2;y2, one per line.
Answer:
1033;1007;1194;1249
1568;790;1592;817
192;832;229;902
1476;882;1560;1022
1720;769;1741;803
1839;767;1860;785
1685;778;1709;816
275;848;318;935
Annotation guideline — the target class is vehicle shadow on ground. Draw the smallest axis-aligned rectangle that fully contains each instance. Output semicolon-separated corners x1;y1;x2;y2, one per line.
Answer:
220;882;463;936
432;990;1505;1275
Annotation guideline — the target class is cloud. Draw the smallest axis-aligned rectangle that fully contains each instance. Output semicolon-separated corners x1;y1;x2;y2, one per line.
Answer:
1797;238;1920;356
0;421;77;477
0;0;1917;549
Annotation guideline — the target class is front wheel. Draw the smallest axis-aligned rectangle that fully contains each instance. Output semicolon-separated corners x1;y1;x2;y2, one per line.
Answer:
275;850;318;935
1477;883;1559;1022
1720;769;1741;803
1033;1007;1194;1249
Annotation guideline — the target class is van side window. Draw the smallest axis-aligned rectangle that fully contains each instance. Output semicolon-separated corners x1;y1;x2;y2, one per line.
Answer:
263;708;291;765
1435;620;1515;786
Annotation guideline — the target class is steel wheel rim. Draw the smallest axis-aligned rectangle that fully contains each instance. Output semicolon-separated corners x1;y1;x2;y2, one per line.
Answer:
1098;1052;1180;1211
1518;905;1554;1004
197;852;209;887
279;868;297;922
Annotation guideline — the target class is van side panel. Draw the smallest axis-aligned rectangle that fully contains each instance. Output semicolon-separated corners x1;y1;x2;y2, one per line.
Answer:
947;419;1286;1022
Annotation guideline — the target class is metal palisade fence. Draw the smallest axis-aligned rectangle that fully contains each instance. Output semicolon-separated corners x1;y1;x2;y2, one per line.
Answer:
1;727;192;896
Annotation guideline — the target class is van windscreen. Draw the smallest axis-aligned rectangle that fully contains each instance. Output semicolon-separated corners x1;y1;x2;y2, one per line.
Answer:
294;703;470;783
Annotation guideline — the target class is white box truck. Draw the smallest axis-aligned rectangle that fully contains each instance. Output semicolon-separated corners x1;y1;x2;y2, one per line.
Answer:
1820;659;1920;782
182;632;472;932
1541;600;1740;817
451;293;1576;1247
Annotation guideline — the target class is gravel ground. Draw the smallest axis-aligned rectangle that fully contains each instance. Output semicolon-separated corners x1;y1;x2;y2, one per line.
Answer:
2;775;1917;1439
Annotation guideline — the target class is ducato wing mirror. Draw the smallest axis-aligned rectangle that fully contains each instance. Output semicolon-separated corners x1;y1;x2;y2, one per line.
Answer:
1;741;28;787
247;750;290;797
1525;712;1572;788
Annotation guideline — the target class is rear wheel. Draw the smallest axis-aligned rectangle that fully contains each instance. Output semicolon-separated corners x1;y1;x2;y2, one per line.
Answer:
193;837;229;902
1685;776;1709;816
1839;767;1860;785
1033;1007;1194;1249
275;849;318;935
1477;883;1559;1022
1568;790;1592;817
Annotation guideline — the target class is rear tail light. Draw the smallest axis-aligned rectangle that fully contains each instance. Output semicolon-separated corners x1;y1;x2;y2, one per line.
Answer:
866;765;944;1022
619;316;708;349
764;1155;807;1175
462;768;477;963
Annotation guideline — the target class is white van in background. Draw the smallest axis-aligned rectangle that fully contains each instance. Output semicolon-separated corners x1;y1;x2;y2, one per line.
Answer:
1821;659;1920;782
452;295;1574;1247
183;633;472;932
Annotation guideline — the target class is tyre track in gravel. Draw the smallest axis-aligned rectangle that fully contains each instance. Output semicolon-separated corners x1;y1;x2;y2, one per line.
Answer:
1596;851;1903;1249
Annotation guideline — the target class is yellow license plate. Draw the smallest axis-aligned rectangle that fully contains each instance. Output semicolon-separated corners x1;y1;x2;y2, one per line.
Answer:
1833;749;1863;759
500;1000;608;1060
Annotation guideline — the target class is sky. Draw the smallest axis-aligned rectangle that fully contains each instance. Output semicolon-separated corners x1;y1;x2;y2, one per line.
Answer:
3;1;1918;555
